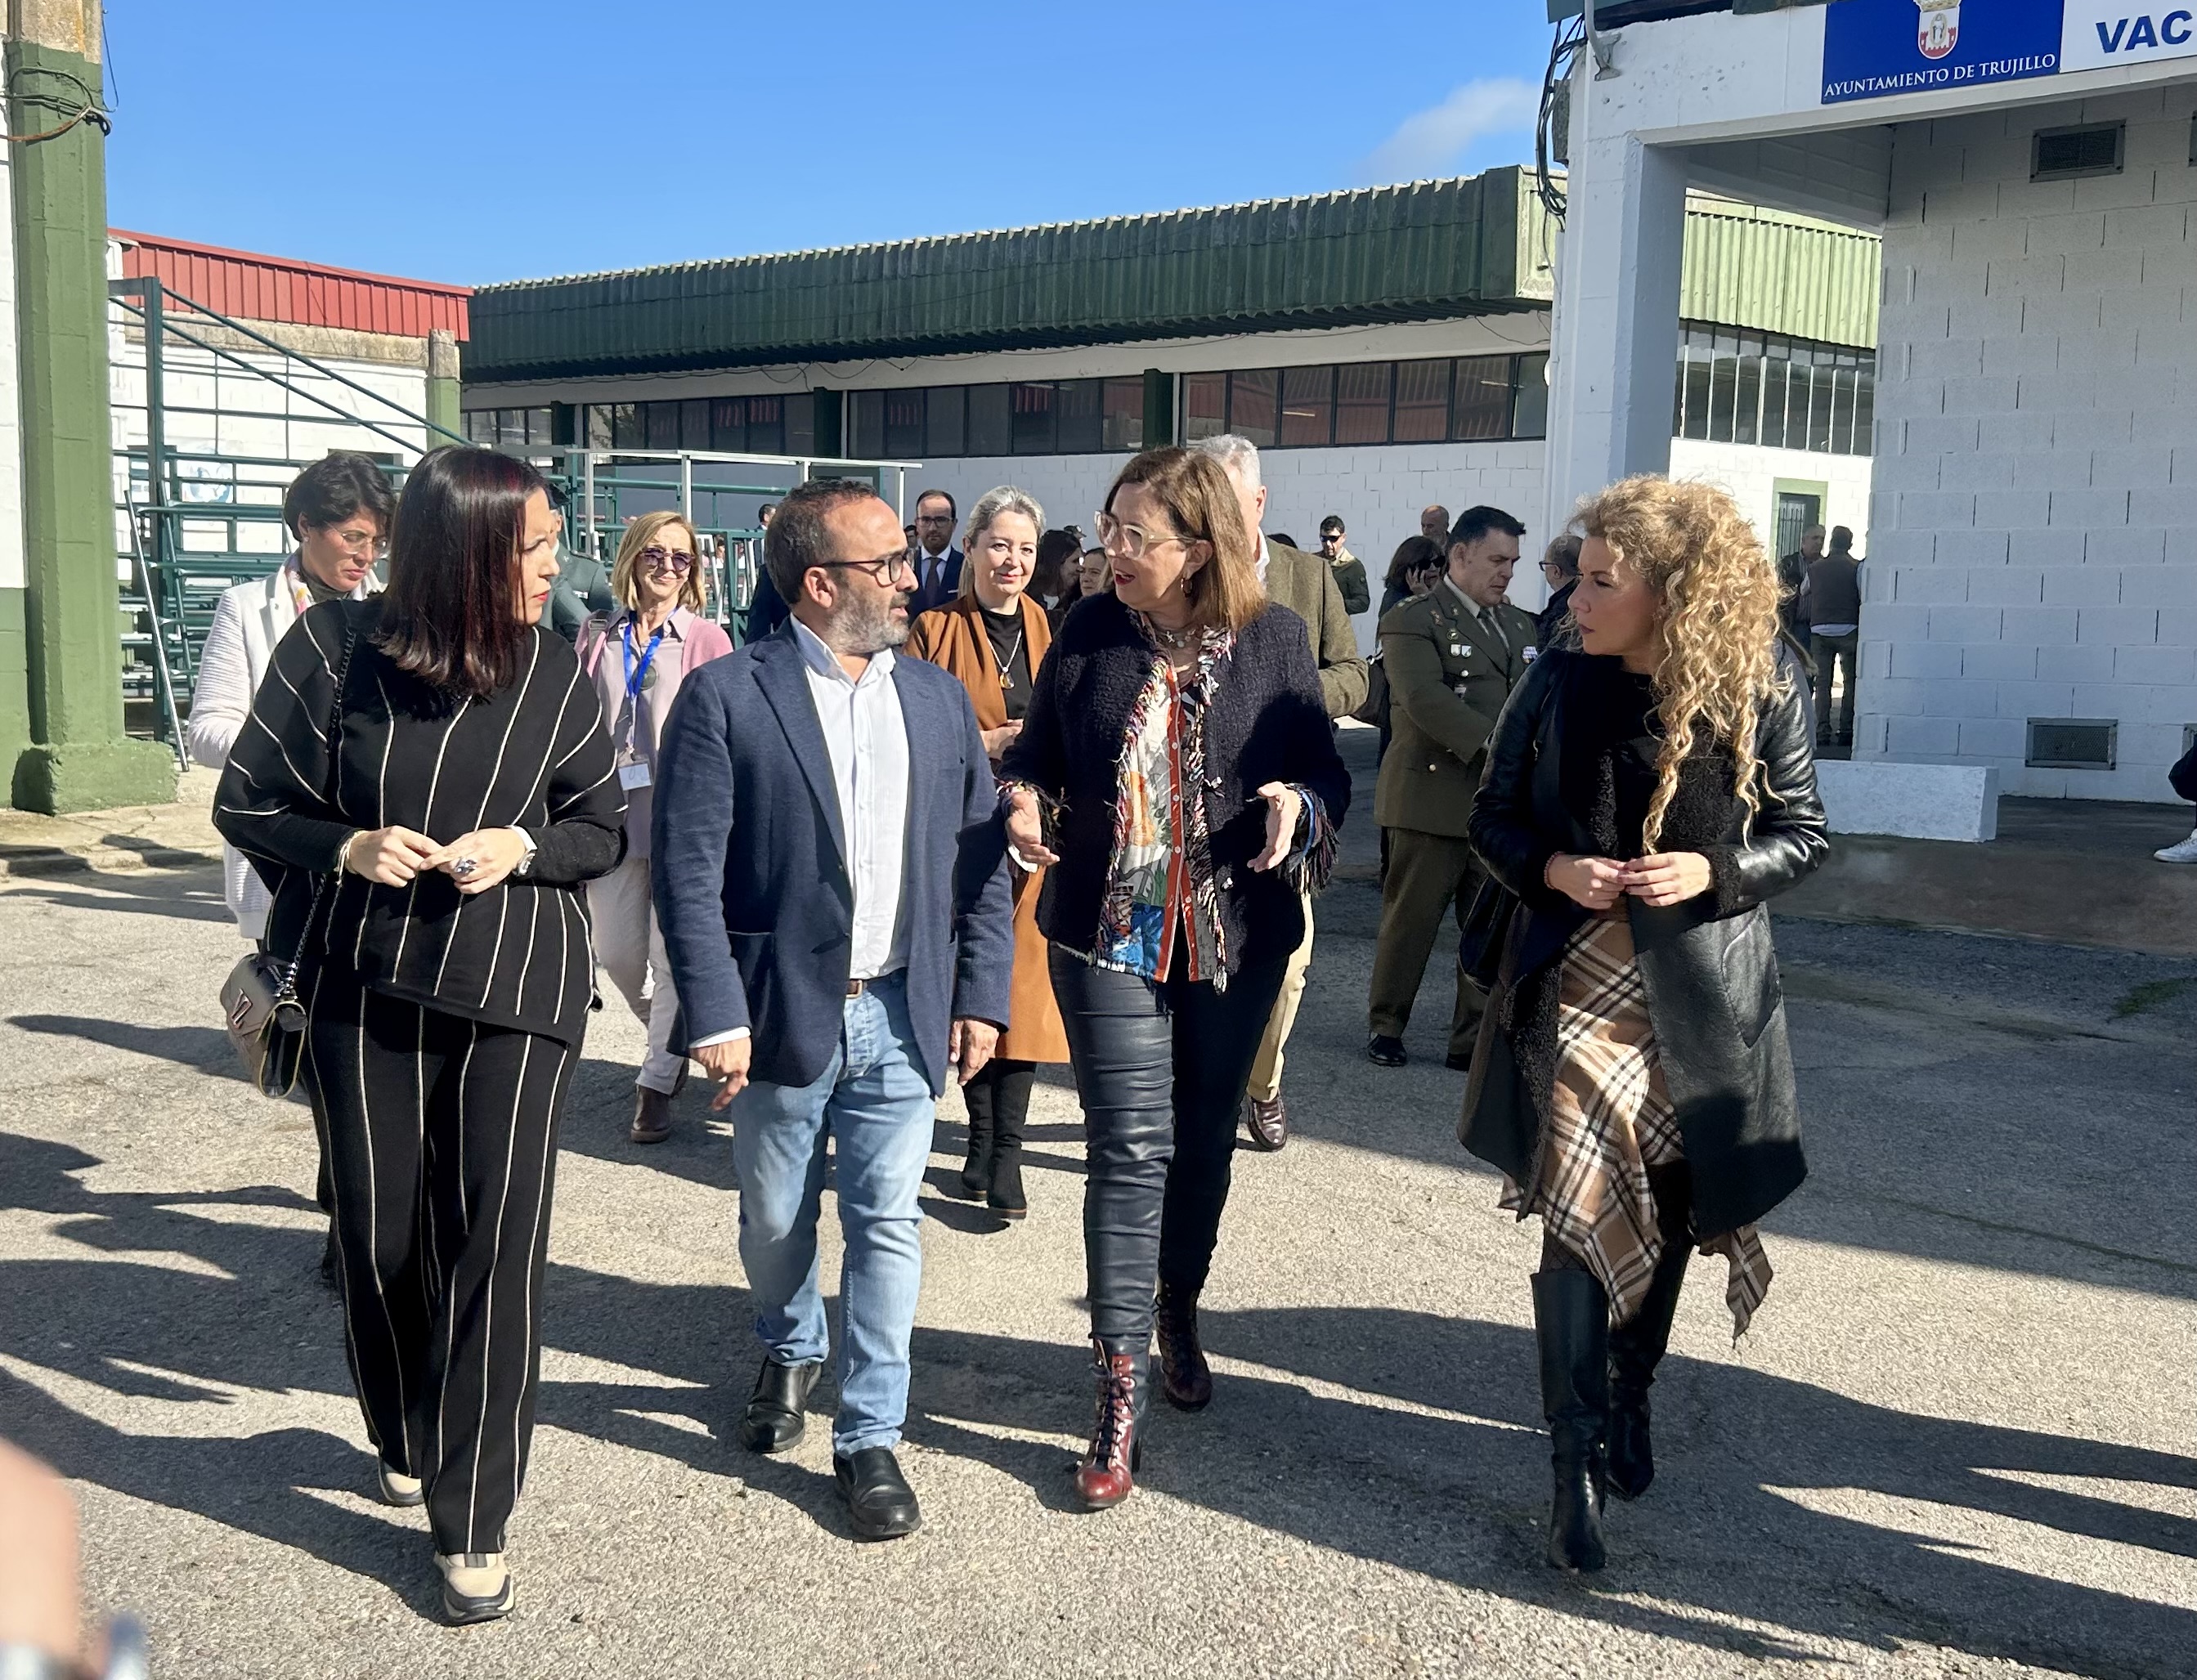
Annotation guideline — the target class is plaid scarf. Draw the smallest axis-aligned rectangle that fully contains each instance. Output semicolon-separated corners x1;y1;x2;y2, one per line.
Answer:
1503;914;1772;1337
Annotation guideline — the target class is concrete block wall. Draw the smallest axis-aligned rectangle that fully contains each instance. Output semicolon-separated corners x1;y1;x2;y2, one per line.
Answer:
1872;84;2197;801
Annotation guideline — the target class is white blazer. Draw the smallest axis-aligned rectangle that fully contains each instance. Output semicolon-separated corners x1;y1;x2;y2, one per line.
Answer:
188;560;378;939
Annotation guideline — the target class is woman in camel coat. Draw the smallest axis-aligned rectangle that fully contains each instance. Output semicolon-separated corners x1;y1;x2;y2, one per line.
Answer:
905;485;1069;1218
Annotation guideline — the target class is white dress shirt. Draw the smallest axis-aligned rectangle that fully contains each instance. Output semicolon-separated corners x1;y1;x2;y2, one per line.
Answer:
693;619;914;1052
792;616;911;981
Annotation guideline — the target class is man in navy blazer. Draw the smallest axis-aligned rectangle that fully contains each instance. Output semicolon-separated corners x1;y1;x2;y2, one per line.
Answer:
652;478;1012;1540
906;487;964;615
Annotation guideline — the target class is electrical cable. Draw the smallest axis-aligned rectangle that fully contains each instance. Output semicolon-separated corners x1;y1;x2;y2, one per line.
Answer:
1536;16;1585;225
5;64;111;144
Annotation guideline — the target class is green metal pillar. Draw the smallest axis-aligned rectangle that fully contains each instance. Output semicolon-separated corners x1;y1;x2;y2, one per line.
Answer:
7;6;171;811
1142;369;1174;448
425;328;460;450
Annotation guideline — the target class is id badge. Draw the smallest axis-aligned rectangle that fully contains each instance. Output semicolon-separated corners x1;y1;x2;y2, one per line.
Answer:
618;761;652;791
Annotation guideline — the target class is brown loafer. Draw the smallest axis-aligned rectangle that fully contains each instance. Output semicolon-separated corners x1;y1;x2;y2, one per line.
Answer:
630;1085;674;1145
1240;1092;1287;1152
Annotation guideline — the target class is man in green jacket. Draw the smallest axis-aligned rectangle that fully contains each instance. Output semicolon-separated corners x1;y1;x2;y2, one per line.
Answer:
1195;437;1369;1151
1317;515;1371;616
1367;504;1534;1071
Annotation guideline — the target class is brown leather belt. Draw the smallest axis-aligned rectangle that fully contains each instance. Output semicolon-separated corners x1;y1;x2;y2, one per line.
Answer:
845;978;869;997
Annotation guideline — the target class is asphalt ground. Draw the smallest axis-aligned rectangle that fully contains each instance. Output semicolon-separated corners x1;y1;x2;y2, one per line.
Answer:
0;847;2191;1679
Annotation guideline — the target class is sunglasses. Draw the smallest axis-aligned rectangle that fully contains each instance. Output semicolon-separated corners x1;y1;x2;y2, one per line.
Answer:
639;545;694;575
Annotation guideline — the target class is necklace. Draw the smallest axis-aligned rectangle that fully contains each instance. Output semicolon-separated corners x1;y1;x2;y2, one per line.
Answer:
991;620;1027;688
1146;615;1197;651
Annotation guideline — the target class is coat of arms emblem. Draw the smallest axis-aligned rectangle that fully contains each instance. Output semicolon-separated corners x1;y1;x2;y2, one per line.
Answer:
1916;0;1961;59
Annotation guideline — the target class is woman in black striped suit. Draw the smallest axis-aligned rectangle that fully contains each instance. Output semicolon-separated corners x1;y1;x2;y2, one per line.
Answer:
215;446;625;1624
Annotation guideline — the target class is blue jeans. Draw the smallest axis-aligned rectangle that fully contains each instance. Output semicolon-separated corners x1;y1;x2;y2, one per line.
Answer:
729;970;933;1456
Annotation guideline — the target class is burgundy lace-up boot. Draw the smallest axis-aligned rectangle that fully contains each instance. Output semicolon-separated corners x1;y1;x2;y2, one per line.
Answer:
1155;1283;1213;1411
1072;1339;1143;1510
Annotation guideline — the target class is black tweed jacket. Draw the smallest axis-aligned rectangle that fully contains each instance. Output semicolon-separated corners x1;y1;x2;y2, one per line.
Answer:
998;592;1351;976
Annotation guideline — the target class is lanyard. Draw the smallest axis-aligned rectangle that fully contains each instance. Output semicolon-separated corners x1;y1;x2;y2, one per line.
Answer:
619;620;667;755
621;620;666;701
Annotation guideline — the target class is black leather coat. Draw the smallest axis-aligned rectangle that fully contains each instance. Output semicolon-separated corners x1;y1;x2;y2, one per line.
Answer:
1460;647;1828;1238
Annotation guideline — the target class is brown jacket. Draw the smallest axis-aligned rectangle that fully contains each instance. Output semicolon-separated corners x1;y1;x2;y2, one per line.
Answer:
905;594;1069;1064
1263;540;1370;720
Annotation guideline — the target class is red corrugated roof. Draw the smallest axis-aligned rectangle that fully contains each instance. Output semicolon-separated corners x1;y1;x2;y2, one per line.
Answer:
111;229;470;341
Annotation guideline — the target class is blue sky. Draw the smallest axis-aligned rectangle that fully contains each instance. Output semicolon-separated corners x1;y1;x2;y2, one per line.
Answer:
102;0;1554;286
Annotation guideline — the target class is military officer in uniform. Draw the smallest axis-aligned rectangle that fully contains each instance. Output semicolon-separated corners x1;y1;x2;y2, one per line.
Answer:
1366;504;1534;1070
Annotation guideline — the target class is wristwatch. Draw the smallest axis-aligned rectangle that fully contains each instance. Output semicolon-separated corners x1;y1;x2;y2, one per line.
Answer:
510;827;537;879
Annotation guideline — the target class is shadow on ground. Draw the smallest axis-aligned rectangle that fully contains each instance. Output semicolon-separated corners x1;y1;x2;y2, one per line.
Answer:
2;1127;2188;1675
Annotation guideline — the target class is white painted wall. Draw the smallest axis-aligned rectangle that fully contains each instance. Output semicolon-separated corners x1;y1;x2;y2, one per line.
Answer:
1866;85;2197;801
1668;437;1876;552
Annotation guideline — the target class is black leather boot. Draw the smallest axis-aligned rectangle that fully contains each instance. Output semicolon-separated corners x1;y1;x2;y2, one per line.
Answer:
959;1077;995;1201
1532;1269;1610;1572
988;1065;1029;1219
1607;1241;1688;1501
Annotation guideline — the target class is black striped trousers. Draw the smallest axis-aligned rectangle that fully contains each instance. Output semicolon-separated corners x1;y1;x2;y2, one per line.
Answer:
303;965;577;1557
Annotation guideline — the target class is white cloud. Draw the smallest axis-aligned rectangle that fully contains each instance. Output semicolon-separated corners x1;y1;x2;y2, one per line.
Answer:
1360;78;1540;182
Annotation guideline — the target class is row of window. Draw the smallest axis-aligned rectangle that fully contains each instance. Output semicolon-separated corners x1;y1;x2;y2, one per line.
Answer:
465;336;1872;464
1183;355;1549;450
849;379;1148;459
1674;323;1876;456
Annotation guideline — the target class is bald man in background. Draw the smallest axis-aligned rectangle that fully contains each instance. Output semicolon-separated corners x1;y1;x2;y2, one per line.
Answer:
1419;504;1451;546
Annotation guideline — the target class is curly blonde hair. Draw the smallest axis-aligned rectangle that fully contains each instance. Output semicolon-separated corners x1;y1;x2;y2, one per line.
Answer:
1572;476;1787;849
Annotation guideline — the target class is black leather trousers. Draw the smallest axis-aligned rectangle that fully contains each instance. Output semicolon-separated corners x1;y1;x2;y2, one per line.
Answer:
1051;947;1288;1351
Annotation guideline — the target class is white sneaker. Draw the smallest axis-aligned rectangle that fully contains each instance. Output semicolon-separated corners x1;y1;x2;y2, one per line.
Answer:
2154;830;2197;863
437;1551;513;1624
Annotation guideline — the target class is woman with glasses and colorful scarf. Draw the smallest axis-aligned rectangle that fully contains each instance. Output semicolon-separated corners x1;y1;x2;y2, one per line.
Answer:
998;447;1349;1511
1463;476;1827;1574
576;513;734;1143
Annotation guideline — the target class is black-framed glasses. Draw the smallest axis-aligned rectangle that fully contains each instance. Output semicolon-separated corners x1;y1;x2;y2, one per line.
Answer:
639;545;694;575
1320;531;1343;545
816;551;917;586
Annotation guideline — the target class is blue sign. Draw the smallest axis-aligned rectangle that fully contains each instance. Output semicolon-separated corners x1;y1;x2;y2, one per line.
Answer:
1823;0;2065;103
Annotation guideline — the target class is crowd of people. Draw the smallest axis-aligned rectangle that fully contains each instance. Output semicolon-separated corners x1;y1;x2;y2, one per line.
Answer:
198;436;1831;1621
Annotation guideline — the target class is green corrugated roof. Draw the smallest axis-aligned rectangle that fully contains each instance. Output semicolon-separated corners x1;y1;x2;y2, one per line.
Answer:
1680;194;1881;347
464;170;1878;386
466;169;1549;383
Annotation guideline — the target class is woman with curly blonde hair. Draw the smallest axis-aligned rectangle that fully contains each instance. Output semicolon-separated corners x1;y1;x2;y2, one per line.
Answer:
1461;475;1827;1574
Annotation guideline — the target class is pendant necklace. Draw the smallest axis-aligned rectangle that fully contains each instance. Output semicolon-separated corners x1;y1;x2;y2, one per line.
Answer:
995;622;1026;688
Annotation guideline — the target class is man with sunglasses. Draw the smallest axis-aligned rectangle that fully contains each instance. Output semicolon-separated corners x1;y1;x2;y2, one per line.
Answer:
652;477;1014;1542
1318;516;1370;616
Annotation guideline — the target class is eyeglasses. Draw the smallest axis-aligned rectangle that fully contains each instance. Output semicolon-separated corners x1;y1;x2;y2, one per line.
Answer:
816;551;917;587
1094;512;1199;561
914;513;956;526
331;526;388;557
639;545;694;576
1320;531;1343;545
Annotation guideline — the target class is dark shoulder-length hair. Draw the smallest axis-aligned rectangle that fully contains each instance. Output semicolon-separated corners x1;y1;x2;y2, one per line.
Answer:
375;446;546;699
1384;535;1445;595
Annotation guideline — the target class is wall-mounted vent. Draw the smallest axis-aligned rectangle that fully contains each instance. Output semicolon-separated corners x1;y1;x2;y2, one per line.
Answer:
2027;718;2118;770
2033;123;2124;181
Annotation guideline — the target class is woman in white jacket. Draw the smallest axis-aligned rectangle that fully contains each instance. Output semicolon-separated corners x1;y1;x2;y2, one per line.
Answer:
189;451;395;939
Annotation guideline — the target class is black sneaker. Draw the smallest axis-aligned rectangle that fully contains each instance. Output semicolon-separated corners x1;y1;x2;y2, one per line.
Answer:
1366;1035;1407;1068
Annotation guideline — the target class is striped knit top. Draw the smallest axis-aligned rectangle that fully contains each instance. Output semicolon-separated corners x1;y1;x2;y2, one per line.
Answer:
214;598;627;1043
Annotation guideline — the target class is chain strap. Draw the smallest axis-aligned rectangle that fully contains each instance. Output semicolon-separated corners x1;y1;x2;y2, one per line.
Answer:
269;618;358;1018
